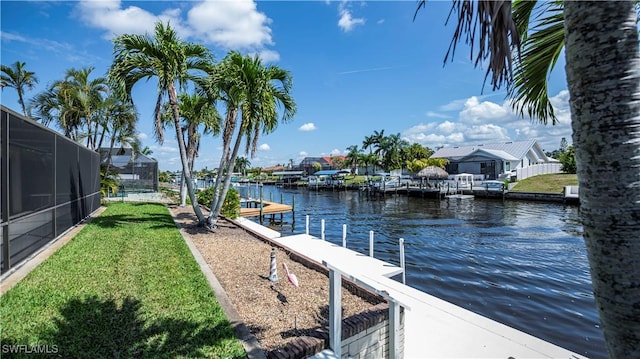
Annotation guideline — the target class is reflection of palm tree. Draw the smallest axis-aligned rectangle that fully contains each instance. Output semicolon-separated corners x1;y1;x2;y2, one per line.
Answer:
1;61;38;116
415;1;640;355
206;52;296;228
110;21;212;223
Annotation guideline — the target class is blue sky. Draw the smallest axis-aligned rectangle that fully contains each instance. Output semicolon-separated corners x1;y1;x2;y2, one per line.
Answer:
1;0;572;172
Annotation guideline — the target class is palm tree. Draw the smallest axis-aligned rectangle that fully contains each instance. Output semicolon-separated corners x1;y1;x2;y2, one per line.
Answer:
345;145;361;174
102;102;139;179
416;1;640;356
1;61;38;116
234;157;251;177
62;67;108;150
110;21;214;224
30;79;82;139
162;92;221;206
206;52;296;228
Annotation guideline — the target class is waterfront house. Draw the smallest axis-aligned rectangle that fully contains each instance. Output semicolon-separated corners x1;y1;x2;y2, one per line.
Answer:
430;139;560;181
298;155;347;175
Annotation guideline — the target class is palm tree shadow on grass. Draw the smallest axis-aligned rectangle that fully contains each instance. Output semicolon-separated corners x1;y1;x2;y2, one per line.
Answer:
44;296;242;358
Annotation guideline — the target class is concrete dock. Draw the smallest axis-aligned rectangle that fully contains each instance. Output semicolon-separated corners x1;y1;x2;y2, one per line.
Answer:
236;219;587;359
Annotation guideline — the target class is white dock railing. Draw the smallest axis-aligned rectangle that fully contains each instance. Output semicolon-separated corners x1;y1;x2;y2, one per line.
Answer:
323;261;411;359
306;215;406;284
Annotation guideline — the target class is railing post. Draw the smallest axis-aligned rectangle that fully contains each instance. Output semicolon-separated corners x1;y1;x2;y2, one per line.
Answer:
399;238;406;284
369;231;374;257
389;299;401;359
342;224;347;247
329;268;342;357
305;215;309;235
321;219;325;240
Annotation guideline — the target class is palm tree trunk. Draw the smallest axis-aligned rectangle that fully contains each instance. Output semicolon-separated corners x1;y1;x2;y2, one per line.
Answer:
169;84;206;223
209;119;245;227
564;2;640;357
207;108;237;227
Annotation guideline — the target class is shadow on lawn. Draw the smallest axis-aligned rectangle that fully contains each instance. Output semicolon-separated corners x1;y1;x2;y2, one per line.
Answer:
91;204;177;231
42;296;241;358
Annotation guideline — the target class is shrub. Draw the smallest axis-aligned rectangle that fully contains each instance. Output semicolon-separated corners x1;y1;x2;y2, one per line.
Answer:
196;187;240;219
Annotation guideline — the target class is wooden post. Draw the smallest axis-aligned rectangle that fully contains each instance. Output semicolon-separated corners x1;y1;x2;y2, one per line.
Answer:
259;186;264;224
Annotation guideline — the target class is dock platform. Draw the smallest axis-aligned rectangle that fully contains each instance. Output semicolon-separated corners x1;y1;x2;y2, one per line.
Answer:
239;199;292;218
234;219;586;359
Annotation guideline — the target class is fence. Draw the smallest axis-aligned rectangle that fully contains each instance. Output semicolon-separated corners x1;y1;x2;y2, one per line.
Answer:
516;163;562;180
1;106;101;275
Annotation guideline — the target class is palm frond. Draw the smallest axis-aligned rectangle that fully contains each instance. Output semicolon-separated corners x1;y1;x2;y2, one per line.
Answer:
509;0;563;124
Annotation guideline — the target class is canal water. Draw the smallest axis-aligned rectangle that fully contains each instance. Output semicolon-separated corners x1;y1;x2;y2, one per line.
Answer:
238;185;607;359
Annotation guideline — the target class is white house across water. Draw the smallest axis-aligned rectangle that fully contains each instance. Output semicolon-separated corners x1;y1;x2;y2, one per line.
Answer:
431;139;561;181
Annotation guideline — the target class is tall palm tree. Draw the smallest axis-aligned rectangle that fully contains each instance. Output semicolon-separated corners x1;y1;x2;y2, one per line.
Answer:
206;52;296;228
30;79;82;138
61;67;109;150
110;21;213;224
1;61;38;116
416;1;640;356
162;92;221;206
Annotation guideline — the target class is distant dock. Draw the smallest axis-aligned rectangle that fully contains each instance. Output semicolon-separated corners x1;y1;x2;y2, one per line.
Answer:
239;199;293;218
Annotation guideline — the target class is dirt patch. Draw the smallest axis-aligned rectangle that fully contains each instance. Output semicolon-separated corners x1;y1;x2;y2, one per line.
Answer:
169;205;377;353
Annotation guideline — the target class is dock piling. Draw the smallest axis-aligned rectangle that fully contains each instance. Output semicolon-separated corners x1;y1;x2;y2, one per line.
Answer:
342;224;347;247
305;215;309;235
369;231;374;257
399;238;406;284
321;219;325;240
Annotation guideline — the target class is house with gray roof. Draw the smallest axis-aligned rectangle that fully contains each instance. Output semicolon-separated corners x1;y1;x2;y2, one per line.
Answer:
430;139;560;181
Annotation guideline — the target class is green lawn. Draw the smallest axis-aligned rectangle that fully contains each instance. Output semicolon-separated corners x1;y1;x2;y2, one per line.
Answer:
510;173;578;193
0;202;245;359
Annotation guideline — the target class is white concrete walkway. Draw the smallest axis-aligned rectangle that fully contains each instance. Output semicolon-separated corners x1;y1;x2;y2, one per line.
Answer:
235;220;587;359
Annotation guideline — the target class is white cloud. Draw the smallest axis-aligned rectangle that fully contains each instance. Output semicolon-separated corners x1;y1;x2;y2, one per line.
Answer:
76;0;278;58
299;151;308;157
426;111;451;119
259;143;271;151
459;96;510;124
329;148;342;156
437;121;458;134
337;3;365;32
377;19;385;25
438;98;468;112
465;124;510;142
402;90;573;153
137;132;148;140
76;0;184;39
188;0;273;49
298;123;316;131
256;49;280;63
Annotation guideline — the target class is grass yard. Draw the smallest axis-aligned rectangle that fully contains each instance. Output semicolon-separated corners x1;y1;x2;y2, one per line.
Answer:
510;173;578;193
0;202;245;358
